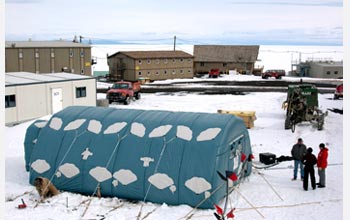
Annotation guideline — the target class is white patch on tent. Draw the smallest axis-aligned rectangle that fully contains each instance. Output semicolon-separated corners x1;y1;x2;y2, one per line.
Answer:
112;179;119;187
228;179;234;188
169;185;176;193
149;125;172;138
32;139;37;144
196;128;221;141
185;177;212;194
140;157;154;167
64;119;86;131
49;117;62;131
113;169;137;186
204;191;211;198
34;121;47;128
104;122;127;134
58;163;80;178
130;122;146;137
233;155;239;171
81;148;93;160
176;125;192;141
148;173;176;192
88;120;102;134
89;167;112;182
31;159;50;174
55;171;62;178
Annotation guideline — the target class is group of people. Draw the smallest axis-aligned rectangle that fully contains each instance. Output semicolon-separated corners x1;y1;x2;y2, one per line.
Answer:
291;138;329;191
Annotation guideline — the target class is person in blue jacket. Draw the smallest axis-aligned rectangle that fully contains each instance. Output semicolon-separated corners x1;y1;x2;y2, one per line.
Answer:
291;138;307;180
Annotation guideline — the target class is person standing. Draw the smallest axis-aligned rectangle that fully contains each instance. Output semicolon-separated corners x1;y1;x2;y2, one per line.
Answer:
291;138;307;180
302;147;317;191
317;143;328;188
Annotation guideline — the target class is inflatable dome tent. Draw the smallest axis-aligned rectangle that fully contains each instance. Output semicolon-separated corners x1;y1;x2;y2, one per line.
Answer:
24;106;252;209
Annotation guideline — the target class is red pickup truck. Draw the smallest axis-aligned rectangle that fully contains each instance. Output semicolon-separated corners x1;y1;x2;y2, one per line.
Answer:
208;68;220;78
106;81;141;105
261;69;286;79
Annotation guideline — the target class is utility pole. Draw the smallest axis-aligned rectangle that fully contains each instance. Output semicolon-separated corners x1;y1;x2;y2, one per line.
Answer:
173;35;176;51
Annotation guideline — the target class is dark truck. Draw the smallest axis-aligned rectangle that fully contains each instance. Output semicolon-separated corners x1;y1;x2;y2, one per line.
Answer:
261;69;286;79
106;81;141;105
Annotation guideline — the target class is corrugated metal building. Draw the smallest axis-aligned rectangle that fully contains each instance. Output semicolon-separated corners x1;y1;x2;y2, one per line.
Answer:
5;72;96;125
107;50;194;81
193;45;260;75
293;60;343;78
5;41;92;76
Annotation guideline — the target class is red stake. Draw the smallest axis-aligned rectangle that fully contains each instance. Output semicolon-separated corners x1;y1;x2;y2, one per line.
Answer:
17;199;27;209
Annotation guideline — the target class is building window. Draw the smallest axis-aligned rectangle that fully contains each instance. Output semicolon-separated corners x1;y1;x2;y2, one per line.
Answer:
147;71;151;75
188;70;192;73
200;62;204;67
334;71;338;75
173;59;176;63
5;95;16;108
180;70;184;74
326;71;331;75
155;71;159;75
35;52;39;58
138;71;142;76
18;52;23;58
69;51;74;57
172;70;176;75
164;70;167;74
180;58;184;62
80;51;85;57
164;58;168;64
155;59;160;64
138;60;142;64
147;59;151;64
76;87;86;98
51;52;55;58
188;58;192;63
223;63;227;67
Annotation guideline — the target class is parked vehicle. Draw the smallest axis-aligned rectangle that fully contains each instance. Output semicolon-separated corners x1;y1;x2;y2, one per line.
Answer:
106;81;141;105
208;68;220;78
334;83;343;99
282;84;327;132
262;69;286;79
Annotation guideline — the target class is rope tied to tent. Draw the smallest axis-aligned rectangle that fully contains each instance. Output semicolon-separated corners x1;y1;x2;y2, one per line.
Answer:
137;136;176;220
82;133;128;217
33;129;87;208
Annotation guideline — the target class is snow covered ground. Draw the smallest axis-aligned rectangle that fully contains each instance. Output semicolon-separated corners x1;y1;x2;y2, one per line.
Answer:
5;76;344;220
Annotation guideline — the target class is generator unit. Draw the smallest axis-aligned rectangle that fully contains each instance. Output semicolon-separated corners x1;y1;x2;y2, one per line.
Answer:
259;153;276;165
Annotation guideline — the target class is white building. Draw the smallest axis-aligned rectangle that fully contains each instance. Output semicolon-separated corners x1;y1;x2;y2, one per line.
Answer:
5;72;97;125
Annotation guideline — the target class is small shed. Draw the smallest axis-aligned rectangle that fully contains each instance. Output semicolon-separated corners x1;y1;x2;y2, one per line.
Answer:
24;106;253;209
5;72;96;125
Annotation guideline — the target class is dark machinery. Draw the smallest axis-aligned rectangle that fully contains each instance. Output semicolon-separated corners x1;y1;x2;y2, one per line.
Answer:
282;84;327;132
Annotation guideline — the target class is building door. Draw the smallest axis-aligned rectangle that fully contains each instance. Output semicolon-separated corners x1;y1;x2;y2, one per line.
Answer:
51;88;63;114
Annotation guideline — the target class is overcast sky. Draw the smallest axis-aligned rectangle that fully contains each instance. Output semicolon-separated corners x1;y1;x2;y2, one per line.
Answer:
5;0;343;45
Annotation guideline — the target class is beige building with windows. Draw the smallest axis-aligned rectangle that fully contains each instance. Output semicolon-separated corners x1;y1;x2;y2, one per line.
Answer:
194;45;260;75
5;72;96;125
107;50;194;81
293;60;343;78
5;40;92;76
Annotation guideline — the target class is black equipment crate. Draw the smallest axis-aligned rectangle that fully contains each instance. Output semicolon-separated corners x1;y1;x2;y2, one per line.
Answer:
259;153;276;165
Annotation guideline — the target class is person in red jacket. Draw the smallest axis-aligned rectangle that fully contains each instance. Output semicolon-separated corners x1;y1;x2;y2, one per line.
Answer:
317;143;328;188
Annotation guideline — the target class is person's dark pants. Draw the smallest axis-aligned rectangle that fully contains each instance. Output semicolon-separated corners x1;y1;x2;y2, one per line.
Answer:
303;167;316;190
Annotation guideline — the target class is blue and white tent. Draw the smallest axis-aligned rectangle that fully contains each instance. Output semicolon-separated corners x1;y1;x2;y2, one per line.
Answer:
24;106;252;209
